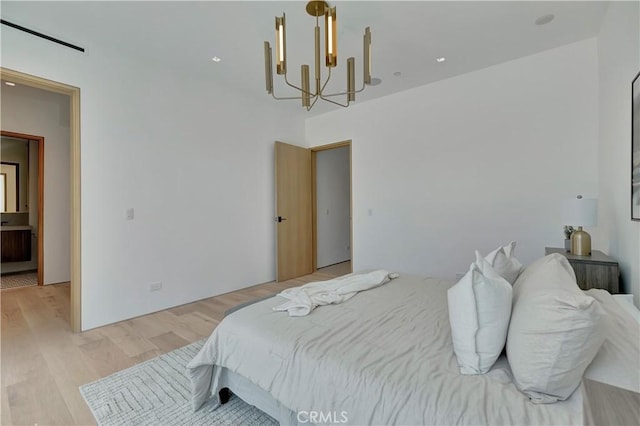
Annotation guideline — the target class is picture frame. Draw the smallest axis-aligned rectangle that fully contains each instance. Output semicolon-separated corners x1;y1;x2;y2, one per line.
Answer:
633;71;640;221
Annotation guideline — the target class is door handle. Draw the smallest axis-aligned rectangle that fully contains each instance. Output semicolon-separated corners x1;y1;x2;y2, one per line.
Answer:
275;216;287;223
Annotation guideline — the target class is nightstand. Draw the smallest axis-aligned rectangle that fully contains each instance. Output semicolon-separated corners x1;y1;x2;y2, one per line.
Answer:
545;247;620;293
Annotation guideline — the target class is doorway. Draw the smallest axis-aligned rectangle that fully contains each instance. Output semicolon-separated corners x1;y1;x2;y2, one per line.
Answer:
311;141;352;271
0;131;44;287
274;140;353;282
1;67;82;332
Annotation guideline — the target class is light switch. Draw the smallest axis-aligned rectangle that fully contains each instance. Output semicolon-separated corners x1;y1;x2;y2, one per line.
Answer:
126;208;134;220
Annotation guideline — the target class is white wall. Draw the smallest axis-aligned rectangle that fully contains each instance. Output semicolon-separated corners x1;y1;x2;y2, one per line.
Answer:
1;86;70;284
306;39;600;279
316;146;351;268
597;1;640;305
29;140;39;262
2;19;304;330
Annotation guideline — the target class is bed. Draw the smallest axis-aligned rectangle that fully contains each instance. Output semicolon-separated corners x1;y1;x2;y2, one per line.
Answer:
187;270;640;425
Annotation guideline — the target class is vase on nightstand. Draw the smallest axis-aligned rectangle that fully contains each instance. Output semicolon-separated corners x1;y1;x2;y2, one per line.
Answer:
564;239;571;252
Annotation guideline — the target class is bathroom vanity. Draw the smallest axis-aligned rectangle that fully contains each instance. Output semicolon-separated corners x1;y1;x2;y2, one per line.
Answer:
1;226;32;262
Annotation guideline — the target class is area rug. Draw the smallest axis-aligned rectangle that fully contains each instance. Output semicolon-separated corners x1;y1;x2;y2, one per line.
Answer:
80;339;277;426
0;272;37;290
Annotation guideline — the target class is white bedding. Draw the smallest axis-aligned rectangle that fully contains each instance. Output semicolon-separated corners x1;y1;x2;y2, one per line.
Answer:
273;270;398;316
583;290;640;393
188;275;589;425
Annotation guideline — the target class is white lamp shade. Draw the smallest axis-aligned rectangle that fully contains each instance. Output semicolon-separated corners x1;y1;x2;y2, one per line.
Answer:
564;197;598;227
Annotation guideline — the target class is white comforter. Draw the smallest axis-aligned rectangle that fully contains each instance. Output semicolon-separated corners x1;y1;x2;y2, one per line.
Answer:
273;270;399;316
187;275;587;425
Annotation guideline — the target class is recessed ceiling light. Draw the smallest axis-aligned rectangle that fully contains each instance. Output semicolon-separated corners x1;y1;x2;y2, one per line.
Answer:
4;81;16;86
436;57;446;63
211;56;222;62
535;14;555;26
393;71;401;77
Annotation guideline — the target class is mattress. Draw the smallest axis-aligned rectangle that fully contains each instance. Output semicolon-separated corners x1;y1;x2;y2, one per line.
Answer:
188;275;590;425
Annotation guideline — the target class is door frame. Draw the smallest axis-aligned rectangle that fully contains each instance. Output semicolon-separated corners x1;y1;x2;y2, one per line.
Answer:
1;67;82;332
310;140;352;272
1;130;45;286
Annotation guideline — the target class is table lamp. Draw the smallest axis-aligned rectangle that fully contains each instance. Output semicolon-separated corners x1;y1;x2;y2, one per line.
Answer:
564;195;598;256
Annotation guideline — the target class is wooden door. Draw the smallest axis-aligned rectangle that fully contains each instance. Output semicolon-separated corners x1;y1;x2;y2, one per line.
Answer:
275;141;313;282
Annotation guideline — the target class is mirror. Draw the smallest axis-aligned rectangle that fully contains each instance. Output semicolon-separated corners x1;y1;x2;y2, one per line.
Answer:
633;71;640;220
0;162;19;212
0;136;29;213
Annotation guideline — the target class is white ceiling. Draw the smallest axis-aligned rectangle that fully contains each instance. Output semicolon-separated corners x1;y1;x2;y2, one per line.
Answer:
1;1;609;116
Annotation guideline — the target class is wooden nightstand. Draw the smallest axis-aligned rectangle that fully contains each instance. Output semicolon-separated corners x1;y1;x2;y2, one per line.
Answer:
545;247;620;293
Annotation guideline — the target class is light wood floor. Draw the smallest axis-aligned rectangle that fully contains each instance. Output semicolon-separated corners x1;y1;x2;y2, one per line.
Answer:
0;262;350;425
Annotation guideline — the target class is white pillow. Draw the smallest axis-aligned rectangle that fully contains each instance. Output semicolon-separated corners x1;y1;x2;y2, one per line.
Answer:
448;252;512;375
507;253;607;403
484;241;523;284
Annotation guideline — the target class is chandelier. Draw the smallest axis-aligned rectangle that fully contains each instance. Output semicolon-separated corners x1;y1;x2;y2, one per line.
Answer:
263;1;372;110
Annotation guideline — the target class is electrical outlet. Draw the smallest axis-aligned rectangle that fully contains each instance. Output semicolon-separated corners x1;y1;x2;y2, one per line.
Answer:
149;281;162;292
126;208;134;220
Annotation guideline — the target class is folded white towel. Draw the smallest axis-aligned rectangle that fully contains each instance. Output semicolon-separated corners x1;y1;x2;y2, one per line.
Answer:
273;270;399;317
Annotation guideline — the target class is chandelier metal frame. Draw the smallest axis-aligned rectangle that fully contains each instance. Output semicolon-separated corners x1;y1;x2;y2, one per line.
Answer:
263;1;372;110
